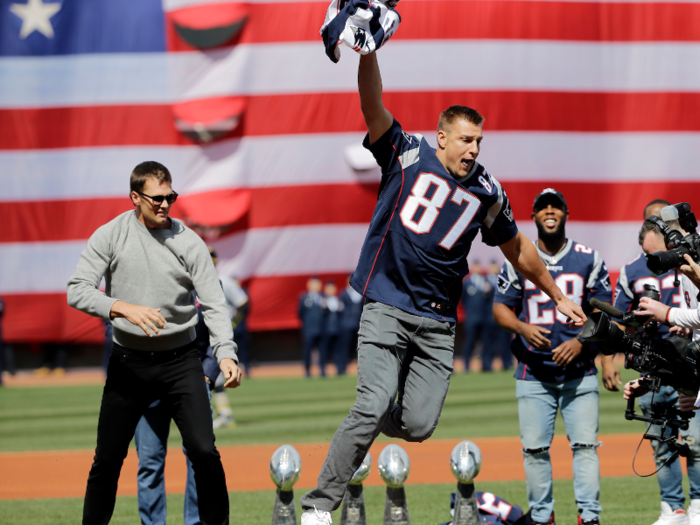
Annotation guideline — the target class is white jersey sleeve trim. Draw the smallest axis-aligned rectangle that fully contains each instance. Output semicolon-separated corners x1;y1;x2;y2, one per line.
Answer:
504;259;521;291
484;176;504;229
617;264;634;300
586;250;604;289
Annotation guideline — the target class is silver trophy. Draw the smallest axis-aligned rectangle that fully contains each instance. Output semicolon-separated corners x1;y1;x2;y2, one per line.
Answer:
378;444;411;525
270;444;302;525
340;452;372;525
450;441;484;525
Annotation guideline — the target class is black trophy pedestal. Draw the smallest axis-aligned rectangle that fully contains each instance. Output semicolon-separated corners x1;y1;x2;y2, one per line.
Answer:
340;484;367;525
453;482;485;525
271;489;296;525
383;486;411;525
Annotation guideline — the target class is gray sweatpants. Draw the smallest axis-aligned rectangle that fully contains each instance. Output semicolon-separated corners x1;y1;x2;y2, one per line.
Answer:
300;300;456;512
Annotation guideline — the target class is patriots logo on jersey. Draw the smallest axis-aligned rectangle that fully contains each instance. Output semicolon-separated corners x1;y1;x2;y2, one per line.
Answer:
402;131;413;144
601;274;611;292
503;201;514;222
498;274;511;293
352;27;368;50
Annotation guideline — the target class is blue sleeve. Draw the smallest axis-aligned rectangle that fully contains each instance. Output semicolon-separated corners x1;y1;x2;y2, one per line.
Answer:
613;265;635;313
493;261;523;309
590;259;613;303
480;181;518;247
362;119;417;176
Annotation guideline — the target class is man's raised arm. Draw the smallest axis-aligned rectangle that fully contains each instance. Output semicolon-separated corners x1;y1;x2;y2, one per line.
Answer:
499;231;587;326
358;53;394;144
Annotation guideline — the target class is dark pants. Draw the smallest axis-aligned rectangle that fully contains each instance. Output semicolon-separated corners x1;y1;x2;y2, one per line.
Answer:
336;328;358;375
302;332;324;376
83;342;229;525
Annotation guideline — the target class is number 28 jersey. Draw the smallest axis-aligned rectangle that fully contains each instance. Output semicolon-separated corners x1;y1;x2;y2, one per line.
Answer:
494;239;612;382
350;119;518;323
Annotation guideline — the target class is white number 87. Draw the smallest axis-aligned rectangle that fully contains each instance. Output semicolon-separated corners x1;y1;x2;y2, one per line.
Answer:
399;173;481;250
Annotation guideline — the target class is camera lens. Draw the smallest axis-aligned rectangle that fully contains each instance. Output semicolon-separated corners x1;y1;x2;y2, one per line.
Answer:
646;248;687;275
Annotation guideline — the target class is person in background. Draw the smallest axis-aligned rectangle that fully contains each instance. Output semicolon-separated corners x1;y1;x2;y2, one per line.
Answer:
299;277;325;377
322;280;344;375
486;260;513;371
461;261;490;372
0;297;4;386
339;274;363;372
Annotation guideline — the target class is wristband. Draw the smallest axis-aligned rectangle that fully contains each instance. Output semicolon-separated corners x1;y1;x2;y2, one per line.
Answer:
665;307;672;324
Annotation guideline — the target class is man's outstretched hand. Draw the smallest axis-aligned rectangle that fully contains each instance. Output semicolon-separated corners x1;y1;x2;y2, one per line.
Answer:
221;358;242;388
554;297;587;327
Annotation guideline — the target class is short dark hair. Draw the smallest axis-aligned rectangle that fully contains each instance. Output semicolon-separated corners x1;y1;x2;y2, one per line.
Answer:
638;220;663;246
130;161;172;193
643;199;671;219
437;105;484;132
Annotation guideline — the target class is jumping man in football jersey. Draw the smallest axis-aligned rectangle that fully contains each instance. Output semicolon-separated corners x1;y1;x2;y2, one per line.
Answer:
493;189;617;525
300;53;587;525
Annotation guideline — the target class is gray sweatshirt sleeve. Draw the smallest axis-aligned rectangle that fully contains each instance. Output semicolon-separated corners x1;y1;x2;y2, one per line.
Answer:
187;237;239;364
67;225;118;320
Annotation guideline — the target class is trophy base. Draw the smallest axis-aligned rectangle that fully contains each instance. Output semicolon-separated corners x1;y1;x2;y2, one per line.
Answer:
453;482;486;525
340;483;367;525
383;486;411;525
271;489;296;525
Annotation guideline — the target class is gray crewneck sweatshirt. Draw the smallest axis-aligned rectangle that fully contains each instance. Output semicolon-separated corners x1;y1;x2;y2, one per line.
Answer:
67;210;238;363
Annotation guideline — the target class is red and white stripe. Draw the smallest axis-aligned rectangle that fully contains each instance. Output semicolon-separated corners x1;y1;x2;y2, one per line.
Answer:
2;0;699;342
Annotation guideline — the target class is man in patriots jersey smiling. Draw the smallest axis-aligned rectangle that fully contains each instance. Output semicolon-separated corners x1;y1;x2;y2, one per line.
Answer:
493;188;616;525
300;49;587;525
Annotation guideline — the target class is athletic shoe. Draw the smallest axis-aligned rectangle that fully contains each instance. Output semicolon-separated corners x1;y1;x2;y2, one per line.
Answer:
578;516;600;525
687;500;700;525
652;502;689;525
212;415;236;429
301;506;332;525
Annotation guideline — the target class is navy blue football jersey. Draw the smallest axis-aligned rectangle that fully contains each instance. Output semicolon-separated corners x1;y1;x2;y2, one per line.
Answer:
494;239;612;382
439;491;524;525
614;253;680;337
350;119;518;322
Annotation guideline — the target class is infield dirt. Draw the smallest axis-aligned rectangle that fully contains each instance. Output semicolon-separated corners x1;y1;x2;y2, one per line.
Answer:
0;433;655;500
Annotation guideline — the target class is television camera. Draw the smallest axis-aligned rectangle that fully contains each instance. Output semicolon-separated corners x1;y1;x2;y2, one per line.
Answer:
580;287;700;457
646;202;700;276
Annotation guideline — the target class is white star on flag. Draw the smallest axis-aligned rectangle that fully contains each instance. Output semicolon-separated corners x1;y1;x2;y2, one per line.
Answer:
10;0;62;39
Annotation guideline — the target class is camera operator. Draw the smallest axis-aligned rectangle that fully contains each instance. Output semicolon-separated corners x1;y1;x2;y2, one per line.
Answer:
617;203;700;525
627;210;700;525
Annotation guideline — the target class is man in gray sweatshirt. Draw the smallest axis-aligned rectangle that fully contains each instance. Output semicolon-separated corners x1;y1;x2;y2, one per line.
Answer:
67;161;240;525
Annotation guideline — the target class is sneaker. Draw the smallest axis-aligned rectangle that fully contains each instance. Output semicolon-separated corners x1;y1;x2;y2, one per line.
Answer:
212;415;236;429
578;516;600;525
301;506;332;525
688;500;700;525
653;502;689;525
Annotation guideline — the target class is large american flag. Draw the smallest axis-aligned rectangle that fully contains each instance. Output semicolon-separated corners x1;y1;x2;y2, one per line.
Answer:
1;0;698;344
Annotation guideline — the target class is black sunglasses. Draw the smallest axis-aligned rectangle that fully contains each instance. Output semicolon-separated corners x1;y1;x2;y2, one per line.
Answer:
137;191;178;205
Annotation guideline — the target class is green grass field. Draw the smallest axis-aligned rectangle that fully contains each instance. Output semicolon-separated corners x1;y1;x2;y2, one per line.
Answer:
0;367;674;523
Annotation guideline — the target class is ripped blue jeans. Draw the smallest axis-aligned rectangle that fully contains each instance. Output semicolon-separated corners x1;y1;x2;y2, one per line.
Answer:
638;385;700;511
516;375;601;522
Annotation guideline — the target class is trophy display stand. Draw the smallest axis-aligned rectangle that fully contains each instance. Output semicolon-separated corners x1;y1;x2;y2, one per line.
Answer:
340;483;367;525
271;489;296;525
452;482;481;525
341;452;372;525
383;486;411;525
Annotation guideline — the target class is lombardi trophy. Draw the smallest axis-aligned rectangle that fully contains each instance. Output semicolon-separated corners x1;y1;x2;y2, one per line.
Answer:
269;444;302;525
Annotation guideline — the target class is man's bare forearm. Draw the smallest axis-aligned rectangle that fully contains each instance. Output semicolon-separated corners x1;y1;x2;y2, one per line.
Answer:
358;53;393;144
501;232;564;303
493;302;526;335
